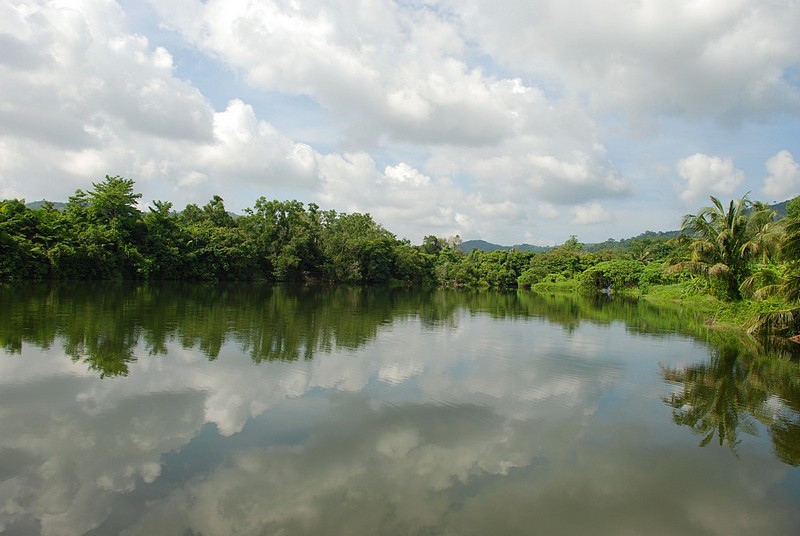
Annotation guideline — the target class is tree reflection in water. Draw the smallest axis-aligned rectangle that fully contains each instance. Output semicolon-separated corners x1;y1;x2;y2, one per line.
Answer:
662;334;800;465
3;281;800;465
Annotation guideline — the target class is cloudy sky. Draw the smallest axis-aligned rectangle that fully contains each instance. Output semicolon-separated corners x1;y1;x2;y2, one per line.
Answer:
1;0;799;245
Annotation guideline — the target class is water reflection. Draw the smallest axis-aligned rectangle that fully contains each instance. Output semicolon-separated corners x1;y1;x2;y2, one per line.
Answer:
0;281;740;375
662;333;800;465
1;283;800;535
0;282;413;375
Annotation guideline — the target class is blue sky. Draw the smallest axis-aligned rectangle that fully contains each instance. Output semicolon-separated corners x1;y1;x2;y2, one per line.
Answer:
1;0;799;245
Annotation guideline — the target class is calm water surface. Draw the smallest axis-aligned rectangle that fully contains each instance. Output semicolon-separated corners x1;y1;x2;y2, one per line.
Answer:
1;282;799;535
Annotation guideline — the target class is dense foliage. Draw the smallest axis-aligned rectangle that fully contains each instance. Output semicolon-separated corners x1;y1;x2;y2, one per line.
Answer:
2;177;799;306
1;176;433;285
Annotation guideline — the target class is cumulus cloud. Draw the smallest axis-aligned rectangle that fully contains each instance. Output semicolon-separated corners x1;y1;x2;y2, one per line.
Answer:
383;162;430;188
571;203;613;225
762;150;800;200
3;0;796;245
194;99;320;188
149;0;515;147
0;1;213;145
146;0;634;221
154;0;800;141
677;153;745;202
0;1;320;208
450;0;800;126
317;153;472;239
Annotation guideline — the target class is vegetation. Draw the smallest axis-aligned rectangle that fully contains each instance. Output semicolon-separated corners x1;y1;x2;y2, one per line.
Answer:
1;176;434;285
2;176;800;334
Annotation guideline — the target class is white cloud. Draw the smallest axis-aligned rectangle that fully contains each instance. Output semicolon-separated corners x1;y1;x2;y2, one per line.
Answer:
194;99;320;188
571;203;613;225
0;2;214;145
141;0;635;219
538;203;561;218
677;153;745;202
762;150;800;200
450;0;800;126
149;0;516;147
457;147;631;206
1;0;630;245
2;0;797;245
0;2;322;209
383;162;430;187
317;153;470;240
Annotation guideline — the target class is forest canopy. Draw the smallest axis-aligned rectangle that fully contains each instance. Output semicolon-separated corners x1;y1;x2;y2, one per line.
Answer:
2;176;800;307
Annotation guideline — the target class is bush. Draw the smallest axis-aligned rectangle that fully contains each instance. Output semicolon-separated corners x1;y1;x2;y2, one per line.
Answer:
578;259;645;294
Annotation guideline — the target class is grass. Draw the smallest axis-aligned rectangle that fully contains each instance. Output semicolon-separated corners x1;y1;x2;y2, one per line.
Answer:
521;277;800;336
530;279;578;293
643;281;796;332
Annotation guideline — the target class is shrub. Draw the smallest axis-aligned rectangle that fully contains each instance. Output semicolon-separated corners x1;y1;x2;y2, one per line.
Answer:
578;259;645;293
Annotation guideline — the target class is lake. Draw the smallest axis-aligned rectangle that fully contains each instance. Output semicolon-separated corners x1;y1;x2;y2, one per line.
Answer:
1;282;799;535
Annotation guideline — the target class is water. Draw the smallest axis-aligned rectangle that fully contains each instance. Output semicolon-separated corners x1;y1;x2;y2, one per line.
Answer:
1;282;799;535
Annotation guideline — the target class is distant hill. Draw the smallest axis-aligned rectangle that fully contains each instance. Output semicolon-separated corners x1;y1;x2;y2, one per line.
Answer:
584;230;682;252
460;231;682;254
460;198;795;254
766;199;789;218
24;200;67;210
459;240;551;253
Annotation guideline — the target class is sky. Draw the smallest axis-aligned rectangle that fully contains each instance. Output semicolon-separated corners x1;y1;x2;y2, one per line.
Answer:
1;0;799;246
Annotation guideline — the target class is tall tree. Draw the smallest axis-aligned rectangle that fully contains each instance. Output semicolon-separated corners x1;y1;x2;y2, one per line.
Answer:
672;195;759;300
778;210;800;301
50;175;145;278
86;175;142;223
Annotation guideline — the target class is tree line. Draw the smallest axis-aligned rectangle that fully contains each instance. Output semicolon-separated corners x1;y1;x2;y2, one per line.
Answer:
1;175;799;302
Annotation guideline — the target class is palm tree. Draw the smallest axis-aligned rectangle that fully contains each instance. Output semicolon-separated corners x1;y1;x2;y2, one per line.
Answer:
779;214;800;301
742;201;780;265
737;201;782;298
671;195;755;300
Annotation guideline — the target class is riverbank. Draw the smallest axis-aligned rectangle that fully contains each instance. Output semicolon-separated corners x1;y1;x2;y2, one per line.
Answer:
527;279;800;338
642;283;800;338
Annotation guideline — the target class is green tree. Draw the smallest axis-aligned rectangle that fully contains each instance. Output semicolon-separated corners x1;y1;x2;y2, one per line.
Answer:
517;238;587;288
670;195;766;300
179;199;256;281
202;195;236;228
578;259;645;293
49;176;145;279
393;242;434;285
141;200;186;279
0;199;54;278
420;235;448;256
320;211;396;282
786;196;800;219
625;236;675;263
241;198;323;281
87;175;142;223
742;201;780;266
778;211;800;301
